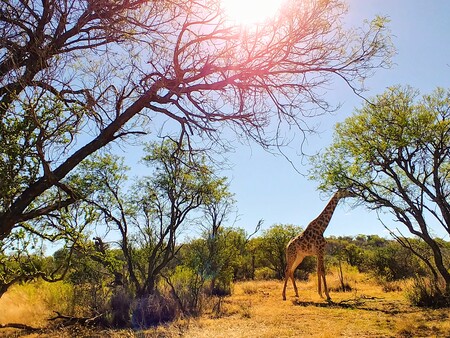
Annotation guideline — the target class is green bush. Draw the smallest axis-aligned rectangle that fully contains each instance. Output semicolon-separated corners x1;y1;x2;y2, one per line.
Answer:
366;242;424;281
254;267;276;280
19;280;74;314
165;266;205;315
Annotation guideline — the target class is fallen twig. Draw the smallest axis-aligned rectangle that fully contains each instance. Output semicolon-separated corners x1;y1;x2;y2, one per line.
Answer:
49;311;104;327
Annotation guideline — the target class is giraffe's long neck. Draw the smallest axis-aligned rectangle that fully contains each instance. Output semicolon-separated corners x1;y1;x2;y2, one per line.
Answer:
309;193;342;235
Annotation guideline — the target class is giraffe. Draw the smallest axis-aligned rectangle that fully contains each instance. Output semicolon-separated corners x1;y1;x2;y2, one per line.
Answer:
282;189;354;301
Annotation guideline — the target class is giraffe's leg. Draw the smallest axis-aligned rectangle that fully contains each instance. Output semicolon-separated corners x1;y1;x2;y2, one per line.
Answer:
283;255;303;300
318;255;331;300
322;272;330;301
282;268;289;301
290;269;299;298
290;256;306;298
317;264;322;297
282;266;299;300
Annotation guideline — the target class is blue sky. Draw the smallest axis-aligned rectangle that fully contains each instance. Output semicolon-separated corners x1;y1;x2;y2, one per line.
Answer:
114;1;450;240
222;0;450;238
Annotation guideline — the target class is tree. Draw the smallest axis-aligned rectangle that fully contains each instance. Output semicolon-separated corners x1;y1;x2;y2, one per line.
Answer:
310;86;450;295
184;227;249;296
0;149;126;298
258;223;304;279
90;139;228;297
197;178;237;294
0;0;393;239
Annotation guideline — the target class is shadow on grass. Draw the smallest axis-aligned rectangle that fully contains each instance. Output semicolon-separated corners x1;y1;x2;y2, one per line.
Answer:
291;296;406;315
292;298;363;309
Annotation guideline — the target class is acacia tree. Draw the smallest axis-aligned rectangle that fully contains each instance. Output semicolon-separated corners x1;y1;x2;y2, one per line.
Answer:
310;86;450;295
0;0;393;239
194;182;259;294
84;139;229;298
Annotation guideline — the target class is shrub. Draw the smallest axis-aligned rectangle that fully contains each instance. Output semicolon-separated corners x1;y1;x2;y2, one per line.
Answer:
165;266;205;316
376;277;403;292
36;280;74;314
406;276;450;308
329;281;352;293
71;282;110;317
210;277;233;297
0;281;74;326
131;292;178;329
254;267;276;280
367;242;424;282
241;284;258;295
110;288;132;328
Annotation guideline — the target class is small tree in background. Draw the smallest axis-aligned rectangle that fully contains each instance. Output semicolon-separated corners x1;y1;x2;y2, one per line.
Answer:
0;202;95;298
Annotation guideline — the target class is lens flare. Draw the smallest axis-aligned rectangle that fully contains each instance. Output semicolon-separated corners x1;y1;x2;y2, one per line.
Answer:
221;0;285;25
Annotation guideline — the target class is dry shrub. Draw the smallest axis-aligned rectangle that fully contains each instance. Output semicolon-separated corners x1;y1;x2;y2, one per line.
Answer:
379;279;403;292
321;263;361;293
71;282;110;317
328;281;352;293
396;316;444;338
406;276;450;308
239;301;252;319
162;266;206;316
110;288;132;328
241;284;258;295
131;293;178;329
396;322;415;338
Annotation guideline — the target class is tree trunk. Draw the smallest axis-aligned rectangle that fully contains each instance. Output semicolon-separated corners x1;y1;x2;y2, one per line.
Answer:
422;234;450;295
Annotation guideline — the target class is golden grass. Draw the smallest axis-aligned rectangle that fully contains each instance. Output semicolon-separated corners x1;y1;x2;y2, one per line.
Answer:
0;280;72;327
1;271;449;337
171;271;450;338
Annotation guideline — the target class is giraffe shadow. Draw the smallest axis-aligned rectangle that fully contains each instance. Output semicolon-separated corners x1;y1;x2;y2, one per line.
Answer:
291;298;366;310
291;296;407;316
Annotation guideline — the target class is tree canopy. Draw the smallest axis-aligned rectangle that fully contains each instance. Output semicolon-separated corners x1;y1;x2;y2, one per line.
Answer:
0;0;393;239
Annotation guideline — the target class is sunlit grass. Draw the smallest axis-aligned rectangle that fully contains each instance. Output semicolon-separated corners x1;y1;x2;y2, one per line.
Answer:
177;272;449;338
0;280;73;327
1;270;449;337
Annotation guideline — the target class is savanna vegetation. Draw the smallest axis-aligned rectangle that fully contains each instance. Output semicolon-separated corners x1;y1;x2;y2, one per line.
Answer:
1;0;450;336
1;231;450;337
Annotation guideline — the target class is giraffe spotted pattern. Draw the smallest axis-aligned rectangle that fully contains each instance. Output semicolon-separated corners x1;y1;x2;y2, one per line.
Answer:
282;190;354;301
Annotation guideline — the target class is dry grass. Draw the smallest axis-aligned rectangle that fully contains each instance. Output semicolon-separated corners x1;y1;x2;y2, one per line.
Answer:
0;281;72;327
1;272;449;337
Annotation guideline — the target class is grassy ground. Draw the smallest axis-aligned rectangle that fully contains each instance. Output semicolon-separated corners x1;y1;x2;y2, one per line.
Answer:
1;272;449;337
171;277;449;338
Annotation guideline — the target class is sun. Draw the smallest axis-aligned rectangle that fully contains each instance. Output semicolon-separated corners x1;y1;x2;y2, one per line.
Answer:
221;0;286;26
